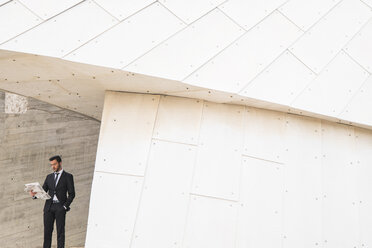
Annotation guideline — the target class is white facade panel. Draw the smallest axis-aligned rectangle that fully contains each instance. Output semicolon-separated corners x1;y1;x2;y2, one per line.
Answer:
279;0;341;30
355;128;372;248
184;11;303;93
153;95;203;145
322;121;359;248
131;140;196;248
282;115;323;247
363;0;372;7
82;91;372;247
0;78;72;103
125;8;244;81
0;0;10;5
236;156;284;248
173;89;234;104
219;0;287;30
85;171;143;248
94;0;155;21
159;0;225;24
289;0;372;73
243;107;286;163
344;18;372;73
64;2;185;69
191;101;245;200
0;1;117;58
240;51;316;106
292;51;369;117
0;1;41;44
18;0;83;19
183;195;238;248
339;76;372;126
94;91;159;176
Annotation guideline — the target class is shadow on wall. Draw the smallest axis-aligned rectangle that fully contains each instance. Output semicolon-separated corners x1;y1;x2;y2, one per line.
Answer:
0;90;101;248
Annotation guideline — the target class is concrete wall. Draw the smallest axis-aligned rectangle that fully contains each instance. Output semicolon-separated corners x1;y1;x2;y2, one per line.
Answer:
86;90;372;248
0;91;101;248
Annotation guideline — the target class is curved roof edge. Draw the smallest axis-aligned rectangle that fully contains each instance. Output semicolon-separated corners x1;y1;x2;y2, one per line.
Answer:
0;49;371;131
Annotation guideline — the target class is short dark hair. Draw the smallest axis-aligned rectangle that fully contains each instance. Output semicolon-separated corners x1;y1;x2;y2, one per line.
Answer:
49;155;62;163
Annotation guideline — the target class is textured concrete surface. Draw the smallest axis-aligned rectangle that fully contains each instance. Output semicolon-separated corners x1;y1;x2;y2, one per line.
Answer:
0;90;100;248
4;92;28;114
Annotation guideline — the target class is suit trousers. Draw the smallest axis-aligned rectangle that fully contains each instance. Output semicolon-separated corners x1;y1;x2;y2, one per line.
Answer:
43;202;66;248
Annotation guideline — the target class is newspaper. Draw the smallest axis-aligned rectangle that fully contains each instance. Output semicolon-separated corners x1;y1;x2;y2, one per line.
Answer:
24;182;51;200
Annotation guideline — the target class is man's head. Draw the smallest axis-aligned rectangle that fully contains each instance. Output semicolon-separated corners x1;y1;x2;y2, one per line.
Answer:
49;155;62;172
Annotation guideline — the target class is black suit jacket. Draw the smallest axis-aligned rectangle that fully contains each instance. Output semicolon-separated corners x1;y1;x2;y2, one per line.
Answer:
33;170;75;212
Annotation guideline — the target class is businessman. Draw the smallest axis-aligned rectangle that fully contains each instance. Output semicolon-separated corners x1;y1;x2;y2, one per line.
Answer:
30;155;75;248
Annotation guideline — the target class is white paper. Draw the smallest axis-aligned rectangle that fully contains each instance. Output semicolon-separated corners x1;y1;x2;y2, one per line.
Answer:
24;182;51;200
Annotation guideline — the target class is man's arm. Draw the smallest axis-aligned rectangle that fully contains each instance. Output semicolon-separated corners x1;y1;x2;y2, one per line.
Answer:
32;175;49;199
63;174;75;209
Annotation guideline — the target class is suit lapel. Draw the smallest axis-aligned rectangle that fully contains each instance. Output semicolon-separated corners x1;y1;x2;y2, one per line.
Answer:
49;173;55;191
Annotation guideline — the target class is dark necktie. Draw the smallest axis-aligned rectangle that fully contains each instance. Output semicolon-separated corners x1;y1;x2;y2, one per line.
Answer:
54;172;59;187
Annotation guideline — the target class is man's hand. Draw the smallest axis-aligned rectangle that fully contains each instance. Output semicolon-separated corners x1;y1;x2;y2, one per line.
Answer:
30;190;37;197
